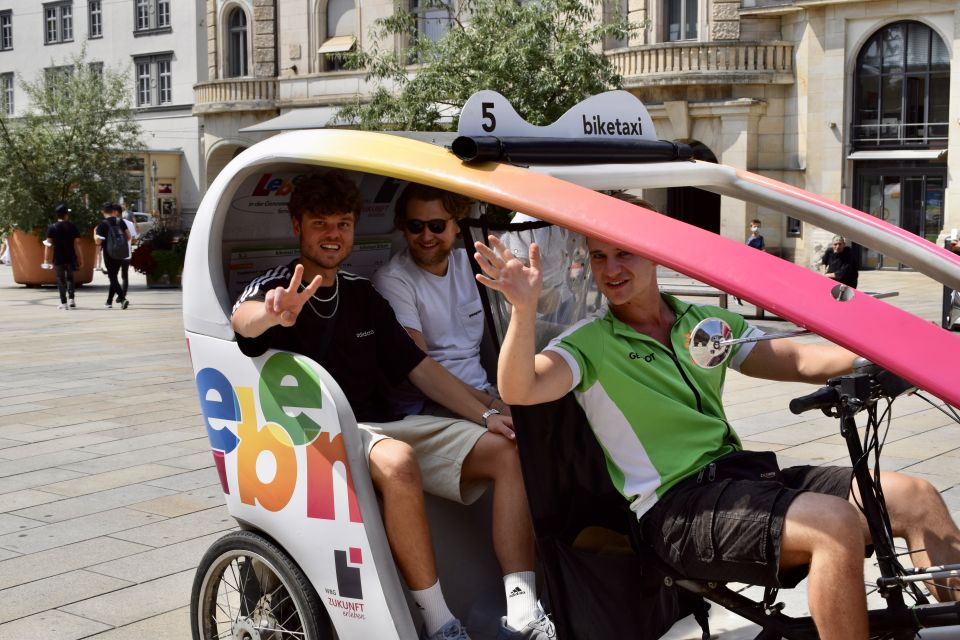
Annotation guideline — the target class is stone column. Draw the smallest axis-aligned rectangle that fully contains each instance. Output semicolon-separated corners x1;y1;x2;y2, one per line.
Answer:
207;0;217;79
717;109;760;240
253;0;277;78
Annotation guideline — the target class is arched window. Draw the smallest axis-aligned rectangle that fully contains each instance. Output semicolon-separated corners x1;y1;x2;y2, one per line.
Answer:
853;21;949;147
226;8;248;78
319;0;356;71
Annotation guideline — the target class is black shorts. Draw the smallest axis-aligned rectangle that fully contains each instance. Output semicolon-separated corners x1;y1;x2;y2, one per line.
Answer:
638;461;851;587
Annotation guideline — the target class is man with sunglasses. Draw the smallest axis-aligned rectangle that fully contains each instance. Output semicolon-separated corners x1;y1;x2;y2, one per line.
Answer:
233;172;551;640
375;183;507;417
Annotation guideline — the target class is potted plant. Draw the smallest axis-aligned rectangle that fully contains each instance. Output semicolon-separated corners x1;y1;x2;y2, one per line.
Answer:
130;222;187;288
0;50;142;286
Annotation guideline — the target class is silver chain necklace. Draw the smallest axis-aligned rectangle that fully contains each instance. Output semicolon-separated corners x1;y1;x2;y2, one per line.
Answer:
301;273;339;319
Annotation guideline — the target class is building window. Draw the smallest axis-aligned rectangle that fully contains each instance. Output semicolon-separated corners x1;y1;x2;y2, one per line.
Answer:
786;217;801;238
226;7;247;77
135;0;170;34
412;0;452;44
1;11;12;51
44;2;73;44
89;0;102;38
134;54;173;107
319;0;356;71
665;0;696;42
1;72;12;115
852;21;949;148
603;0;629;50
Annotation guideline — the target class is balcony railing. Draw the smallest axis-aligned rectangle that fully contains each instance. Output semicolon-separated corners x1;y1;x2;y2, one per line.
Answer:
193;78;279;115
607;41;795;87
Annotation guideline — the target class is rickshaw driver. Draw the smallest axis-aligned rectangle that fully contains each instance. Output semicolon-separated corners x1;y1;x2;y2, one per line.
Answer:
473;234;960;640
231;171;552;640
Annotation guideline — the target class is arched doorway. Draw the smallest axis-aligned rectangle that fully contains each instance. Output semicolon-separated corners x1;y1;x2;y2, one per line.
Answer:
666;141;721;233
206;142;248;188
851;20;949;269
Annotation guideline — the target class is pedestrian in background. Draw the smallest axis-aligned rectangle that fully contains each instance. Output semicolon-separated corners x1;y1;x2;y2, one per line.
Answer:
94;202;131;309
747;218;765;251
44;203;82;309
117;203;138;298
820;235;859;289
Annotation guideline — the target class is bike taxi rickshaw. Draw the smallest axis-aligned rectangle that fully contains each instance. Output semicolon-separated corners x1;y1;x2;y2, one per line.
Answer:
183;91;960;640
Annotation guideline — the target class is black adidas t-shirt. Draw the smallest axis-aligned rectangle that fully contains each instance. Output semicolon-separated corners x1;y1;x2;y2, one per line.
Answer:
233;262;427;423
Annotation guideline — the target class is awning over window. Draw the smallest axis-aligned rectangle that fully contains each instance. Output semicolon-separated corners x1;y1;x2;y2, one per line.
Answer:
847;149;947;161
318;35;356;54
239;107;349;133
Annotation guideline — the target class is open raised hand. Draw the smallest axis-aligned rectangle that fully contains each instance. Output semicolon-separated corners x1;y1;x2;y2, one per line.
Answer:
264;263;324;327
474;234;542;311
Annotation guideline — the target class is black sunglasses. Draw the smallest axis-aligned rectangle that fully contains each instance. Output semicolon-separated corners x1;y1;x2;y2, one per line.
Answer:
403;218;450;234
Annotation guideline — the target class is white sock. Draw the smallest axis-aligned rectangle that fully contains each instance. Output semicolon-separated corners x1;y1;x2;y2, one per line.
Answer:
411;579;455;636
504;571;538;630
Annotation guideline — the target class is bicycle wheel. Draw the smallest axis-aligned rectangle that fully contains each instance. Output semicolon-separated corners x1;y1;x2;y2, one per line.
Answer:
191;530;332;640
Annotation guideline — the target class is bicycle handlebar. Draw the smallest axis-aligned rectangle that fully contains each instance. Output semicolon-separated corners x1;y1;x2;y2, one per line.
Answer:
789;386;840;415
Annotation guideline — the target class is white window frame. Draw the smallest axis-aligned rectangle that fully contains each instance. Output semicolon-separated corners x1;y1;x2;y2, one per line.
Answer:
134;0;171;34
0;72;13;115
134;53;173;107
89;0;102;38
44;2;74;45
0;11;12;51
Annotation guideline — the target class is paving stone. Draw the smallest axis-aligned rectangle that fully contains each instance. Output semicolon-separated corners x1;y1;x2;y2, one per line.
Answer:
88;531;228;582
0;434;117;460
0;508;164;554
157;450;215;471
128;484;226;517
0;569;132;620
144;468;222;492
12;484;176;523
0;468;86;494
40;464;187;498
109;505;234;548
0;513;45;536
0;608;111;639
81;606;191;640
59;569;194;627
0;537;150;590
77;431;202;456
59;444;200;475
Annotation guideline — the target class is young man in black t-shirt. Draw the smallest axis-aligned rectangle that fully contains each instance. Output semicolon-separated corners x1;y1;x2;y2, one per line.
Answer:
232;171;552;640
820;235;859;288
45;203;82;309
94;202;131;309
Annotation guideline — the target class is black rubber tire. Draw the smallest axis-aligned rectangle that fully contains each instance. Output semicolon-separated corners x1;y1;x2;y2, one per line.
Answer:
191;530;332;640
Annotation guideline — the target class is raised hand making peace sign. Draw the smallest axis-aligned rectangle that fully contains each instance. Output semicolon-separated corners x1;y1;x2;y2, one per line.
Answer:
263;263;324;327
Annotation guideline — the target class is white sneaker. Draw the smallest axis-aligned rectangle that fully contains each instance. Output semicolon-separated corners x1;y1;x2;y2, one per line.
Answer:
57;303;67;310
68;300;76;308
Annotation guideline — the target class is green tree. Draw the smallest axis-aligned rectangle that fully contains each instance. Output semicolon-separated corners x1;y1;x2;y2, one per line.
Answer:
337;0;638;131
0;49;143;234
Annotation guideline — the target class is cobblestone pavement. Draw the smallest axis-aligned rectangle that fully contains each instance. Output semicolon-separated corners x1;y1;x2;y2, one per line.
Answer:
0;265;956;638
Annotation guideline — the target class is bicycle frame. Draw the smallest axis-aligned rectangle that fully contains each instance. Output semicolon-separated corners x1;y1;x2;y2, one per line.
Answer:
671;372;960;640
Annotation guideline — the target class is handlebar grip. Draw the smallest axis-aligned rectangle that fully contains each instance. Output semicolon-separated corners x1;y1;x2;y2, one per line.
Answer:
789;386;840;415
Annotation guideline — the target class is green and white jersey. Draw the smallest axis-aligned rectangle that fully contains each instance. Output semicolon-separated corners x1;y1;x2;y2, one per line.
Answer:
544;295;763;519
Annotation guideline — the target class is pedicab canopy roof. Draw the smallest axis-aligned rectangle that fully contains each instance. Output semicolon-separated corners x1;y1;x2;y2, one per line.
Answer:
183;90;960;407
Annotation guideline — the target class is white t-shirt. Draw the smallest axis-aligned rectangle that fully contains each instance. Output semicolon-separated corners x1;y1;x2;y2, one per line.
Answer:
373;247;490;390
122;218;138;259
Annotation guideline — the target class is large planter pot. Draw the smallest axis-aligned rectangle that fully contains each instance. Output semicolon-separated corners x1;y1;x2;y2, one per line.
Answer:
145;272;182;288
144;247;183;288
9;230;97;286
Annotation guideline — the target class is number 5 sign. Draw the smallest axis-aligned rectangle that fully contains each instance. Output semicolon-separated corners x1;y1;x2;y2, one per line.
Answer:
457;90;656;141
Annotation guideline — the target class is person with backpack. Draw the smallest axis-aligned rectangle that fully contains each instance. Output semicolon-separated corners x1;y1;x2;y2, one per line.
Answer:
94;202;131;309
116;204;139;298
44;203;83;309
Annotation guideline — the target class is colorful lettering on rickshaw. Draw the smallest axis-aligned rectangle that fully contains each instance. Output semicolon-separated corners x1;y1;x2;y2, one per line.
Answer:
251;173;302;197
194;352;362;523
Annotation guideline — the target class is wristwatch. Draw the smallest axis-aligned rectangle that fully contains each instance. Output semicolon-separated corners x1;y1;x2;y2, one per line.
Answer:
481;407;501;428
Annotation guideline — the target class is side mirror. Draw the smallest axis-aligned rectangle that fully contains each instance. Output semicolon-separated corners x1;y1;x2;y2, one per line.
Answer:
688;317;733;369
